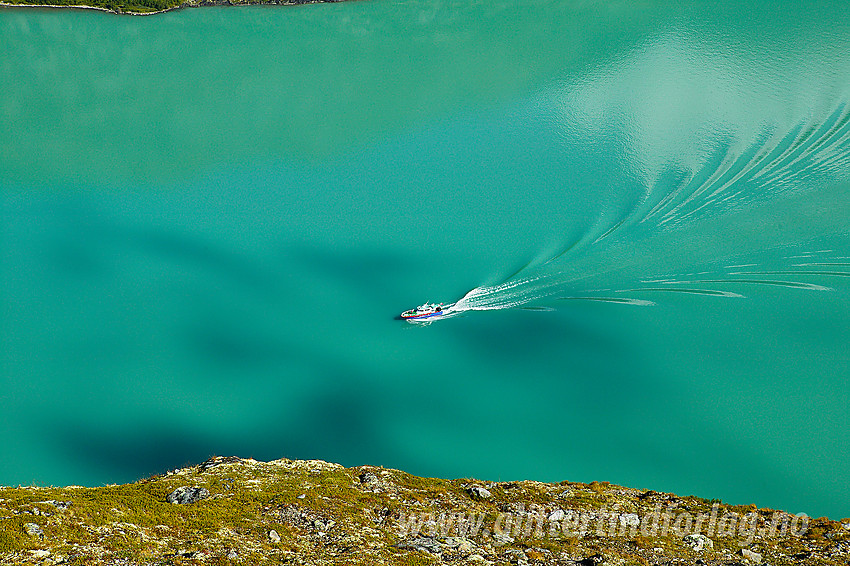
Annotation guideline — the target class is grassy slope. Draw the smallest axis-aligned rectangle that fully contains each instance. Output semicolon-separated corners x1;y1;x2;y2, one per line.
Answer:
0;457;848;565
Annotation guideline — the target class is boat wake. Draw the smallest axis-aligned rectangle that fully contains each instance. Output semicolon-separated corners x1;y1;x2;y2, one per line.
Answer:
441;242;848;317
408;28;850;320
432;108;850;317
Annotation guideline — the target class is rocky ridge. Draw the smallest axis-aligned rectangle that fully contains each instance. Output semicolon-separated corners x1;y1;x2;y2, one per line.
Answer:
1;456;848;565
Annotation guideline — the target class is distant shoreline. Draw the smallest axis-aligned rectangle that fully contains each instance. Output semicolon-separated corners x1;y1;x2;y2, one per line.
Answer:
0;0;341;16
0;2;166;15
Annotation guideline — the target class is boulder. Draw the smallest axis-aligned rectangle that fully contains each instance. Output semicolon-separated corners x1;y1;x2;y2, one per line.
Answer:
577;554;604;566
683;533;714;551
466;486;492;500
166;486;210;505
358;470;378;484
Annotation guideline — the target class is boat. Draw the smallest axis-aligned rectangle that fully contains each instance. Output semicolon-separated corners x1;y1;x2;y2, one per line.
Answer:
400;302;448;322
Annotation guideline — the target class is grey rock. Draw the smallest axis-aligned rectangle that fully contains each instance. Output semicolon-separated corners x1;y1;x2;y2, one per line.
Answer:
466;486;492;500
619;513;640;527
225;549;238;559
741;548;763;562
683;533;714;552
24;523;43;538
548;509;566;522
577;554;604;566
492;531;514;546
313;518;335;532
269;529;280;543
166;486;210;505
396;536;442;554
358;470;378;484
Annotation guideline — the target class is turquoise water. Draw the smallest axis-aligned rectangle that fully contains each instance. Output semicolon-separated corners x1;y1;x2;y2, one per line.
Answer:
1;0;849;519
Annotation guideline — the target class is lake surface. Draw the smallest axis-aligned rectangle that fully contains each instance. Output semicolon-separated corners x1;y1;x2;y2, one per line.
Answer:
1;0;848;519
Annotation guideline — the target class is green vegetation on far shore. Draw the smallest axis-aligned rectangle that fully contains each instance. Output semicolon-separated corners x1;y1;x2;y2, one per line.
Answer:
0;0;334;15
1;0;178;14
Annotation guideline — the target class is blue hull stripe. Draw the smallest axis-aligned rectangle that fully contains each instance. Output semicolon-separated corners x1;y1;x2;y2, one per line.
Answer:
404;311;444;319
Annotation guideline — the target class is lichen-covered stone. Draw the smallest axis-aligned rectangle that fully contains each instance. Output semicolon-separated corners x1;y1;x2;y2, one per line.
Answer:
165;486;209;505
